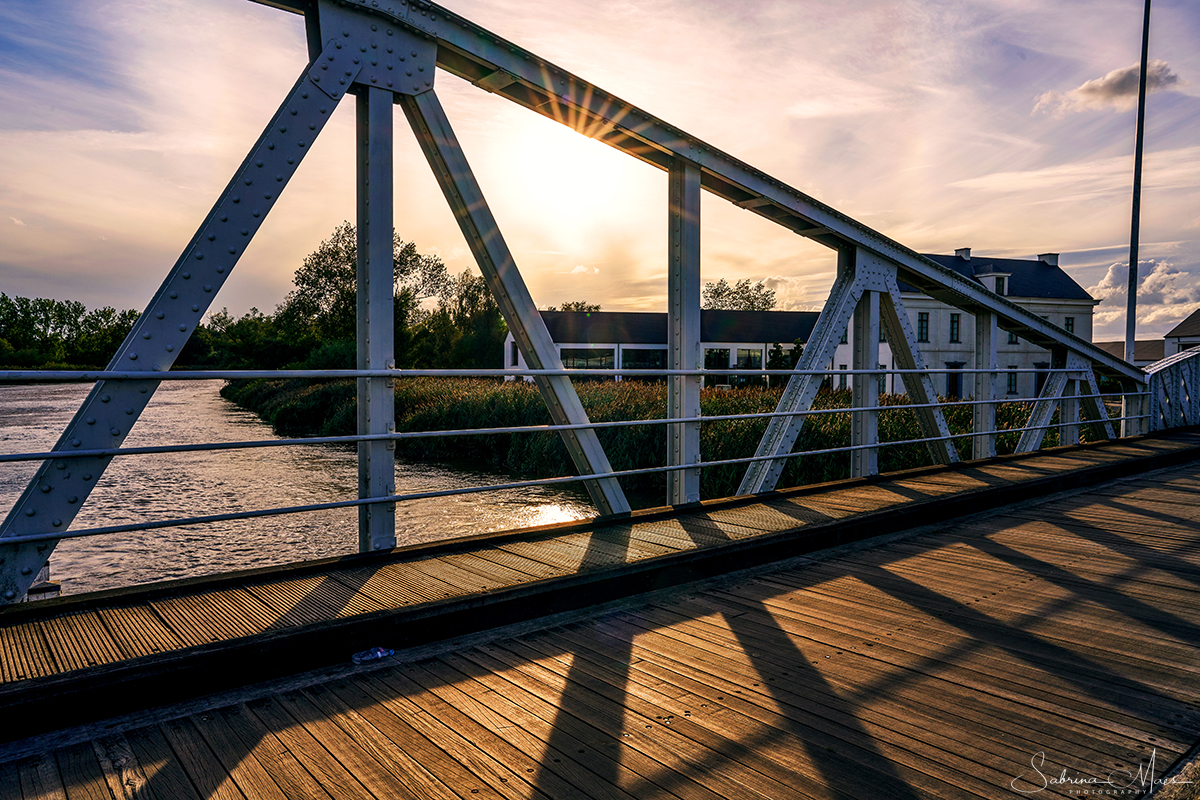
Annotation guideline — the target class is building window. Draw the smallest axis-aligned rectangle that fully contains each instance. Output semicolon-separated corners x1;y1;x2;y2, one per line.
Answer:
878;364;888;395
1007;367;1018;395
1065;317;1075;334
917;312;930;343
734;348;764;387
510;341;519;367
995;276;1006;296
945;362;964;399
949;313;961;343
560;348;614;370
1008;331;1019;345
620;348;667;378
838;364;848;391
840;327;848;345
704;348;731;388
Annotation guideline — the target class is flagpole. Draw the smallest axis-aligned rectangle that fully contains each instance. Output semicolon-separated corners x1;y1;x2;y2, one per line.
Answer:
1124;0;1152;363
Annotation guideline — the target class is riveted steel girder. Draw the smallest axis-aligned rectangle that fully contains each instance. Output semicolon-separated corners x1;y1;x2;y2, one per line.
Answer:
0;40;360;603
256;0;1145;386
667;159;702;506
399;88;630;517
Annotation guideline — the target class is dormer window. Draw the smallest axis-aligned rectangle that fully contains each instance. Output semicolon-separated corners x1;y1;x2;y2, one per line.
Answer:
995;276;1006;296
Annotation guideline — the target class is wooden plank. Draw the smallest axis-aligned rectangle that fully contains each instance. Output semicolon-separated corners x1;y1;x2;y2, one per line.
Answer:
157;718;247;800
327;566;437;609
404;557;511;595
454;547;563;582
349;670;551;800
94;604;184;661
243;574;385;628
0;760;21;800
243;697;378;800
92;734;154;800
270;688;431;800
318;677;510;800
18;754;68;800
39;611;124;674
124;725;202;800
410;657;650;800
54;741;110;800
373;663;592;800
214;705;335;800
189;708;290;800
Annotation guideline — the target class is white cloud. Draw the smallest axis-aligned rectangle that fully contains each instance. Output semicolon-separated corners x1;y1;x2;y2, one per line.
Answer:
1088;259;1200;332
9;217;25;227
1034;60;1184;116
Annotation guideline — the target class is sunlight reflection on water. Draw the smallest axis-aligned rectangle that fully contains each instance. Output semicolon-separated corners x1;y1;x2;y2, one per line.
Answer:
0;381;595;595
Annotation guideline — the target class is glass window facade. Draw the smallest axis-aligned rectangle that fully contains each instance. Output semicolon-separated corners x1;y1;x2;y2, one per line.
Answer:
560;348;614;370
917;312;930;343
949;313;961;343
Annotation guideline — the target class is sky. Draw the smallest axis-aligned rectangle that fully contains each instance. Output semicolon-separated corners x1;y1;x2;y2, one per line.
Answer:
0;0;1197;340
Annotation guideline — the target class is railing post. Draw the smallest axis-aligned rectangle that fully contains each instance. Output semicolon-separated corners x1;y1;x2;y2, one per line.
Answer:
973;311;998;459
851;290;881;477
667;158;702;505
357;86;397;553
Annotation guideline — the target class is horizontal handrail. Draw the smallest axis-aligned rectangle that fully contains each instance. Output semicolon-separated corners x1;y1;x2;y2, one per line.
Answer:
0;408;1149;547
0;389;1147;464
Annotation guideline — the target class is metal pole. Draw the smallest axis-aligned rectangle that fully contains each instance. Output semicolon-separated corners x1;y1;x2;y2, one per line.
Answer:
1124;0;1152;364
357;86;397;553
667;158;702;505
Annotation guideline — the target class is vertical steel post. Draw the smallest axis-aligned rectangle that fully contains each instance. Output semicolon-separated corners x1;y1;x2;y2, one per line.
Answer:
1061;378;1081;446
357;86;396;553
667;159;702;505
1125;0;1153;363
851;290;881;477
973;310;998;459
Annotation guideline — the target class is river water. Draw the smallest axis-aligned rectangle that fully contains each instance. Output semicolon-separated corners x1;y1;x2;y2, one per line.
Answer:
0;381;595;596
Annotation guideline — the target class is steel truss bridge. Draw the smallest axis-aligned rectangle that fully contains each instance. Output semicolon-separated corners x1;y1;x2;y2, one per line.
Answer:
1;0;1197;607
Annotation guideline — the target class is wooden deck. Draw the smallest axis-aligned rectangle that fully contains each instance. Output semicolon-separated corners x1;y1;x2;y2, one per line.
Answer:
2;431;1200;797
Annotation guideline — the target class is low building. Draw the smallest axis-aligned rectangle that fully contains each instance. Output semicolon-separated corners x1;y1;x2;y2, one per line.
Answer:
1164;309;1200;357
1093;340;1164;368
503;309;818;385
831;249;1098;398
506;250;1097;399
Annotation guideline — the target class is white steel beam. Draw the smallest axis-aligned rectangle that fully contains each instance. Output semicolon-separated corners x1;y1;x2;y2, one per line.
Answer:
1015;368;1069;454
356;85;397;552
399;88;630;517
0;40;359;604
738;247;863;495
851;290;881;478
667;159;702;505
972;311;998;460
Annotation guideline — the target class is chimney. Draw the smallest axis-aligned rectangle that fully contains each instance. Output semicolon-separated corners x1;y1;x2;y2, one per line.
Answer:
955;247;971;261
1038;253;1059;266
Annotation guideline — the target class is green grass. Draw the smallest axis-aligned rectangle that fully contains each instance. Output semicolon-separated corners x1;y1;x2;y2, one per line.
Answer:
223;377;1112;500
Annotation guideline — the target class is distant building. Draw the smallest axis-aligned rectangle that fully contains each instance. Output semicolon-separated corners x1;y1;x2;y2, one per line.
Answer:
506;250;1098;398
1164;308;1200;357
1093;340;1164;368
503;310;818;385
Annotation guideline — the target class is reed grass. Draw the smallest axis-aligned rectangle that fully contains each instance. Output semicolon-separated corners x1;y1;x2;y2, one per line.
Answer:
223;376;1105;500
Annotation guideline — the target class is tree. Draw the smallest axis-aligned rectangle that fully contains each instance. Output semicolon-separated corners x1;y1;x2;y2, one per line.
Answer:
702;278;776;311
279;221;450;340
546;301;601;312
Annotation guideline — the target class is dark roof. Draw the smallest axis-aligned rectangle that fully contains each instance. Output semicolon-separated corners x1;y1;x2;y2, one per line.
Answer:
909;254;1095;301
1165;308;1200;338
540;310;819;345
1094;340;1165;363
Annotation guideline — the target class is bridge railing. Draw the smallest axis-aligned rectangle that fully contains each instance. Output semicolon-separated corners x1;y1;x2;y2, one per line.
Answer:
0;0;1173;602
1144;348;1200;431
0;361;1151;560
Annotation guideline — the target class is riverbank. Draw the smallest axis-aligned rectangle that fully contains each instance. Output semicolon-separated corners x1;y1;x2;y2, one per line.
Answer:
223;377;1083;499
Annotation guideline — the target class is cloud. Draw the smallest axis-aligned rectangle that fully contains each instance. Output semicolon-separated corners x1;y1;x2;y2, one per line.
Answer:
9;217;25;226
1034;60;1184;116
1088;259;1200;331
569;264;599;274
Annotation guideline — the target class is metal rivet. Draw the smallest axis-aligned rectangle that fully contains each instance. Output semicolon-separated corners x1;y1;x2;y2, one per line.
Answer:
301;91;308;99
263;193;271;200
418;65;424;72
252;211;260;218
204;285;212;292
166;345;174;352
39;484;50;493
68;496;77;503
342;30;349;36
195;252;204;260
86;417;95;425
21;567;31;576
387;63;392;70
182;272;190;279
70;438;81;447
335;42;342;49
156;311;165;319
314;73;322;81
228;247;236;254
110;428;120;436
267;142;275;150
192;305;199;312
360;46;366;52
255;160;263;167
244;178;252;185
207;234;215;241
169;291;178;299
370;24;377;30
328;53;335;61
232;196;240;203
179;324;187;332
125;407;134;415
128;352;138;360
279;125;287;133
4;591;15;600
52;519;62;528
216;266;224;274
287;157;295;165
100;395;110;403
241;228;249;235
406;69;412;76
290;108;298;116
387;79;393;86
320;106;327;114
219;214;228;221
25;509;35;516
411;50;417;57
82;473;92;480
298;141;306;147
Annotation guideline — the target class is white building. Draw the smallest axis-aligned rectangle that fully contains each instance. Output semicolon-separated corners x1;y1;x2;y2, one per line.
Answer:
1163;308;1200;357
831;249;1098;399
505;250;1098;398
